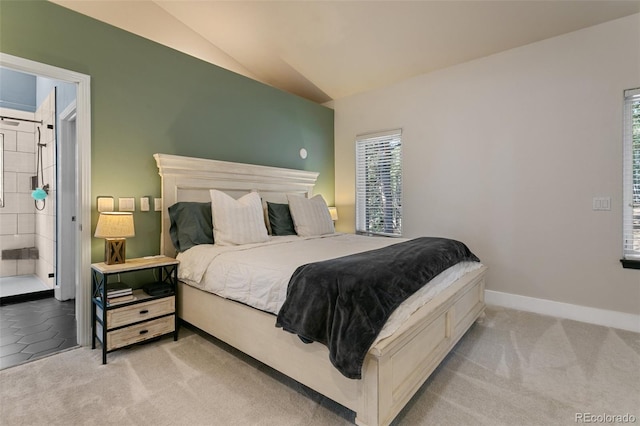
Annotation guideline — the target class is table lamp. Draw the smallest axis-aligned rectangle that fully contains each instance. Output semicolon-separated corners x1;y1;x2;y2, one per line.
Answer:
328;206;338;221
94;212;135;265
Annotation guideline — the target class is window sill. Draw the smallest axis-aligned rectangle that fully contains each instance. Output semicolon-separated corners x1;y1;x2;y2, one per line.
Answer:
356;231;402;238
620;259;640;270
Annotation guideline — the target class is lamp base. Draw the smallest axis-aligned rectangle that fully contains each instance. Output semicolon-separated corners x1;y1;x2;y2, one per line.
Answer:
104;238;126;265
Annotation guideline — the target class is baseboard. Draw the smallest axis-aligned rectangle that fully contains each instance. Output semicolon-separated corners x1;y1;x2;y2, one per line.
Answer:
0;289;54;306
484;290;640;333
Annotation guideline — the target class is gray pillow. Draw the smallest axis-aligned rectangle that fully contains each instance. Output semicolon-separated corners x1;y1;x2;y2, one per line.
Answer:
267;202;297;236
168;202;214;252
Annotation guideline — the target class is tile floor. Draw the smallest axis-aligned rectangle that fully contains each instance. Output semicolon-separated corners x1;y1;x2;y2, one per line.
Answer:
0;297;77;370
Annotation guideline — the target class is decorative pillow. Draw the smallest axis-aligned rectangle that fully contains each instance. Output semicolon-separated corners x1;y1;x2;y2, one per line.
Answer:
262;199;272;235
210;190;269;245
168;202;214;252
287;194;335;237
267;202;297;236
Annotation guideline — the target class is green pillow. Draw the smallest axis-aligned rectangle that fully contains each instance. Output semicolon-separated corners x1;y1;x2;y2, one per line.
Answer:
168;202;214;252
267;202;297;236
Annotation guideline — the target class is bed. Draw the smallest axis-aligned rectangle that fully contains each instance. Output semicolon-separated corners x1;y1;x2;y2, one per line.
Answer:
154;153;487;426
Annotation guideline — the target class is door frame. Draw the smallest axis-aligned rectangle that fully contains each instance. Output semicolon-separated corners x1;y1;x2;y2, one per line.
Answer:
0;52;92;345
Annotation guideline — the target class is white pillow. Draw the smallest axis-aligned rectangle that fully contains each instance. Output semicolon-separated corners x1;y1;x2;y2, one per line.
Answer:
210;190;269;245
287;194;335;237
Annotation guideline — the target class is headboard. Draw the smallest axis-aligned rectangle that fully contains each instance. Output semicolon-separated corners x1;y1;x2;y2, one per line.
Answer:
154;154;319;258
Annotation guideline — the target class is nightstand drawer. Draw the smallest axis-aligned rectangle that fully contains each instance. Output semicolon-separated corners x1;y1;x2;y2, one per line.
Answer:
106;296;175;329
106;315;175;351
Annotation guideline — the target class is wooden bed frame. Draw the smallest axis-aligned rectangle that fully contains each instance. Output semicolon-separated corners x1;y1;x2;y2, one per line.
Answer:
154;153;487;426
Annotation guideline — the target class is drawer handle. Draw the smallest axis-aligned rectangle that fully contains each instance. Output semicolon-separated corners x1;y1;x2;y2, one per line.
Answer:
139;330;149;335
139;309;149;315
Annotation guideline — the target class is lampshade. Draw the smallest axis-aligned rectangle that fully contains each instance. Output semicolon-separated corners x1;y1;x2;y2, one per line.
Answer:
328;206;338;221
95;212;135;238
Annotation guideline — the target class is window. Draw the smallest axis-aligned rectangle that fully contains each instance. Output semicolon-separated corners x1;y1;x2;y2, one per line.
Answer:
355;129;402;236
622;88;640;268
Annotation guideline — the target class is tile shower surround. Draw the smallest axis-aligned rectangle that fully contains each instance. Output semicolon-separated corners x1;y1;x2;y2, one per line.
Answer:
0;95;56;288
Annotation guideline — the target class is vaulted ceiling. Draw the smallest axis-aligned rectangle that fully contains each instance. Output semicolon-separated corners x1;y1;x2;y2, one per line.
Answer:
51;1;640;103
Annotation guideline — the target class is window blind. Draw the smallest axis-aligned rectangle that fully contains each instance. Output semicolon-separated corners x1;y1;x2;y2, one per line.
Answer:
355;129;402;236
622;88;640;261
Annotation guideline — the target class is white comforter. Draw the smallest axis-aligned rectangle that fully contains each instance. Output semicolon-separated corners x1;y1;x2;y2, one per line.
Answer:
177;233;483;343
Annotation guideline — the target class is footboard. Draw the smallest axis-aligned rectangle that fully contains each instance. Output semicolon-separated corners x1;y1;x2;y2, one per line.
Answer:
177;265;486;426
356;265;487;426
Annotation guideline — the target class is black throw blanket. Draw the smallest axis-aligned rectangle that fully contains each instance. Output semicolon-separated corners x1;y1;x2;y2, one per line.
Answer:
275;237;480;379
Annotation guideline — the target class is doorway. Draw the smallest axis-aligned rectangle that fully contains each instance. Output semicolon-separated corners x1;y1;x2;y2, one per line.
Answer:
0;88;58;303
0;53;92;347
0;79;71;300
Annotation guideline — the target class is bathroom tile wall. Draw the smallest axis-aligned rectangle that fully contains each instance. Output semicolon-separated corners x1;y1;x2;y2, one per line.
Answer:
0;107;36;278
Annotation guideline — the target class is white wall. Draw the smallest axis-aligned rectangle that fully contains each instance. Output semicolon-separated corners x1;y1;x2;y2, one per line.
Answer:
331;14;640;316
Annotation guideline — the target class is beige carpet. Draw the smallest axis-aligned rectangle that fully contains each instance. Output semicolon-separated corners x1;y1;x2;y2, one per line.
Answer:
1;306;638;425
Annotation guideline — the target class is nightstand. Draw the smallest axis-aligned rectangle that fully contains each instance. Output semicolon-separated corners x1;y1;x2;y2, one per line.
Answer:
91;256;179;364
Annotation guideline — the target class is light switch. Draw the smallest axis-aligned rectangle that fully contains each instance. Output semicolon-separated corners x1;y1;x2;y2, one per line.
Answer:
592;197;611;211
97;196;114;212
154;198;162;212
119;197;135;212
140;197;150;212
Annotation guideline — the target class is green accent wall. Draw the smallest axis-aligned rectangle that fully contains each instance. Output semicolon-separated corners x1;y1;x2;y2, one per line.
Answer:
0;1;334;262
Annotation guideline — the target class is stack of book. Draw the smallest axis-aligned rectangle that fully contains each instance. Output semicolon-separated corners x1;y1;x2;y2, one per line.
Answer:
106;284;135;305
